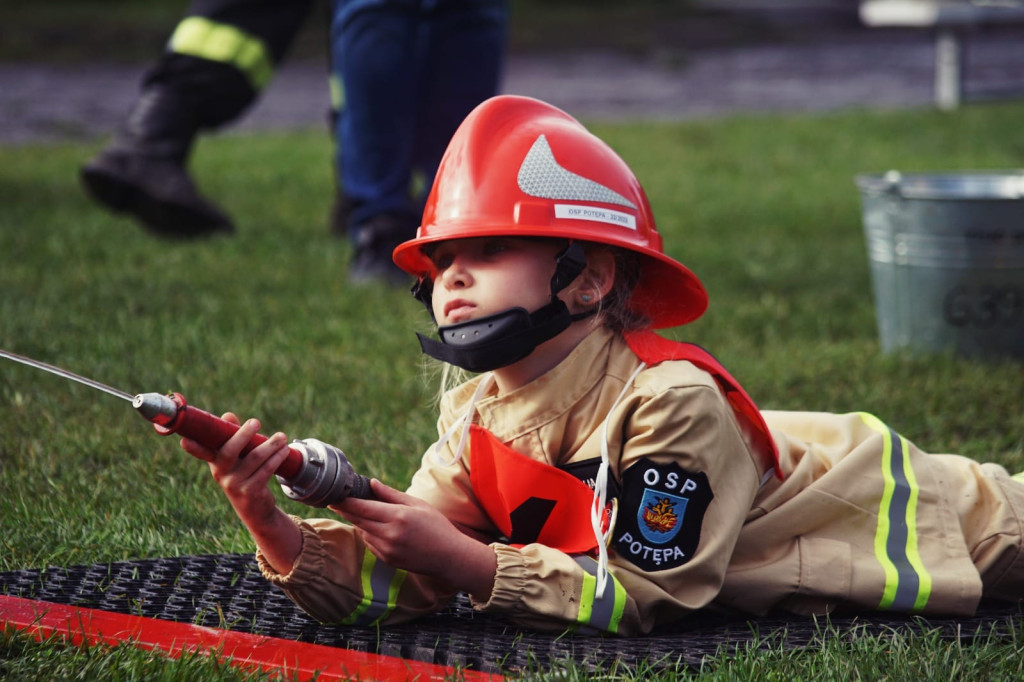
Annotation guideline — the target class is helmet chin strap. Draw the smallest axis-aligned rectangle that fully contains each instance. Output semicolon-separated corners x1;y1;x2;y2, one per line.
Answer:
413;241;592;373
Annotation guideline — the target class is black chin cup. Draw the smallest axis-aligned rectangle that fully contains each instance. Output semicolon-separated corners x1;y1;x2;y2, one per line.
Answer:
417;300;576;373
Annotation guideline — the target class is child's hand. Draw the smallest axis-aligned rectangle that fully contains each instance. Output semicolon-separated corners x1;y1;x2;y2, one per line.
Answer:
332;480;497;600
179;413;302;575
180;413;292;529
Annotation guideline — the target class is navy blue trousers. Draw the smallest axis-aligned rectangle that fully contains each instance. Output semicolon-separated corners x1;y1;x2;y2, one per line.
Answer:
329;0;506;234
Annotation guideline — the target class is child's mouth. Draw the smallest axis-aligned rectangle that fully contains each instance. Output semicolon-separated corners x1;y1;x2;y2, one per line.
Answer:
444;300;476;323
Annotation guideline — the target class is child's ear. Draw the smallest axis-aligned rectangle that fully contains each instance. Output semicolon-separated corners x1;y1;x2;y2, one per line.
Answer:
587;249;617;301
571;248;616;307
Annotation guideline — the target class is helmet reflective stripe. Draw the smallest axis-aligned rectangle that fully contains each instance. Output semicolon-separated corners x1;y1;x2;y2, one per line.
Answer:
168;17;273;90
518;135;637;209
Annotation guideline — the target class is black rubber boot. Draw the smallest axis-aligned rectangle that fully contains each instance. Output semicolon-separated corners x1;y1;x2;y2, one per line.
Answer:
80;87;234;239
348;213;416;286
329;186;353;238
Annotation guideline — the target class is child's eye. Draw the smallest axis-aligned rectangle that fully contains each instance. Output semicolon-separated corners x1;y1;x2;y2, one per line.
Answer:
427;245;455;270
482;239;510;256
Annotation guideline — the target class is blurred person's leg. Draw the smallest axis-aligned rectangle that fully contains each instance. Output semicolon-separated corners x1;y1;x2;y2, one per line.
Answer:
410;0;505;217
81;0;315;238
330;0;418;283
329;0;505;284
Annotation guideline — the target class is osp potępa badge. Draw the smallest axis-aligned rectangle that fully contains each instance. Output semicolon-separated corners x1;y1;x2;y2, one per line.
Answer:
612;459;713;571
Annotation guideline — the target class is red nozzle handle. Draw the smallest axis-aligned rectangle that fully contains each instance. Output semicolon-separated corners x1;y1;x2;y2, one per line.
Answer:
152;393;303;479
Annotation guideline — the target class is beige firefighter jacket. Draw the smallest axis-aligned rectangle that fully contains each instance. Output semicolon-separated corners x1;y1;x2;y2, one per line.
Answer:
258;326;1024;635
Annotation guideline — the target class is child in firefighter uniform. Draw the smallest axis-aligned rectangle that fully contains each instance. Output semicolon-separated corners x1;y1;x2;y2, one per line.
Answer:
183;95;1024;636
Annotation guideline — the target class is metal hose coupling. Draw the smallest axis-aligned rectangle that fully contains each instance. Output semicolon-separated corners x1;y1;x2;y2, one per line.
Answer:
278;438;371;507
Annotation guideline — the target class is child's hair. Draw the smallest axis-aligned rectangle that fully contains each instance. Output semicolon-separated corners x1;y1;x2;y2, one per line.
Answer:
583;243;650;333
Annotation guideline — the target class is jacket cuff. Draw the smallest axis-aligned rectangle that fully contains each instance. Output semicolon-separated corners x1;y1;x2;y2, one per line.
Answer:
255;515;323;585
470;543;527;612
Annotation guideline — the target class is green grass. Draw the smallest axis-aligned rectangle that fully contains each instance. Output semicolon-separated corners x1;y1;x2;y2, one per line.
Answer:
0;626;269;681
2;101;1024;678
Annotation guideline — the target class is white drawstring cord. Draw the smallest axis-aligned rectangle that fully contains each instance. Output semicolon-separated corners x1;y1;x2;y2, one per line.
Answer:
590;361;646;598
430;373;495;467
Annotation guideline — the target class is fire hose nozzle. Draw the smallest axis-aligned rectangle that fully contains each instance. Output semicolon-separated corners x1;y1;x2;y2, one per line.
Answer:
132;392;178;426
278;439;371;507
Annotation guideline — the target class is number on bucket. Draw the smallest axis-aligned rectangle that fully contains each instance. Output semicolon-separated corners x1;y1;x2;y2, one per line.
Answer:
943;284;1024;329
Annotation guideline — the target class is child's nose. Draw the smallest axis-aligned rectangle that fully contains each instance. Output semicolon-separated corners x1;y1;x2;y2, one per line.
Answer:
440;257;471;288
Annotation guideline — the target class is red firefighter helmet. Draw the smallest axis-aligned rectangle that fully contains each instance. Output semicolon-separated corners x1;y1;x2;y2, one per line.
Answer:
392;95;708;328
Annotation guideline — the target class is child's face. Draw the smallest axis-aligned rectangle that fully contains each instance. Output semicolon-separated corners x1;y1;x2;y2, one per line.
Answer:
427;237;564;326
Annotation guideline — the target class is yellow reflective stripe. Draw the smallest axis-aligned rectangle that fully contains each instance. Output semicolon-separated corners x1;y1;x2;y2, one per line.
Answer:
329;74;344;110
900;437;932;611
169;17;273;90
609;576;627;633
577;570;596;627
573;557;627;634
342;551;407;626
410;169;428;201
867;412;901;606
384;565;405;618
860;412;932;612
342;550;377;625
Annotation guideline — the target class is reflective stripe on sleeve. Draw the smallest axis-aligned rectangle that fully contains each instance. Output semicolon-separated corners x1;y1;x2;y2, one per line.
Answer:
342;551;407;626
859;412;933;612
168;17;273;90
329;74;344;111
573;556;626;634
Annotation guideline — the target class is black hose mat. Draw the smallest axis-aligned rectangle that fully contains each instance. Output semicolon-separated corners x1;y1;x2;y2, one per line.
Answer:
1;554;1022;674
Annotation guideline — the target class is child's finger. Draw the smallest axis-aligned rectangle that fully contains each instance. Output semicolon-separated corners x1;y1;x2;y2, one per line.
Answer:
245;440;293;486
233;431;288;476
333;491;425;531
180;437;216;462
263;436;292;471
217;418;262;465
329;480;402;518
367;479;404;502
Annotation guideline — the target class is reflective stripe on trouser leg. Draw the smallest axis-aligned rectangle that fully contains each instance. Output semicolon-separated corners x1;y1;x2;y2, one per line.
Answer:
859;412;933;611
573;556;626;634
169;17;273;90
342;551;407;626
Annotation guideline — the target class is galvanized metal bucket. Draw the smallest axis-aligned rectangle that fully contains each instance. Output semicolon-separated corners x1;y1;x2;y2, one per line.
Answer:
855;171;1024;360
